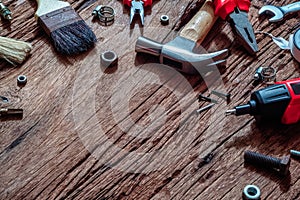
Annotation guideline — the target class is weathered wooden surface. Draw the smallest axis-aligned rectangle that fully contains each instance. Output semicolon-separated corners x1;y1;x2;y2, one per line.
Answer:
0;0;300;199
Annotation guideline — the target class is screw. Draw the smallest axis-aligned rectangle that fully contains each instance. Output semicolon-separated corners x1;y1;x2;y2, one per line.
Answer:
198;94;218;103
211;90;231;102
244;150;290;176
290;150;300;158
196;103;214;114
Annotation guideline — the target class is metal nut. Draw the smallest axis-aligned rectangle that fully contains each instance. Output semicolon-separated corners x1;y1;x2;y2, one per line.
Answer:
160;15;169;25
100;50;118;68
17;75;27;86
243;185;261;200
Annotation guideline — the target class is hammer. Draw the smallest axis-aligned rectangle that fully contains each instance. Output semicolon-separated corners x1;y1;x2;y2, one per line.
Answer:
135;0;228;74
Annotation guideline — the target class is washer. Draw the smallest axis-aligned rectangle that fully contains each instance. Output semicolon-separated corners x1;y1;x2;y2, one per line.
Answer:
160;15;169;25
243;185;261;200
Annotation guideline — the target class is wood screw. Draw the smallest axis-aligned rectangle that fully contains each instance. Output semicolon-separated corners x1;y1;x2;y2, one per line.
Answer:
244;150;290;176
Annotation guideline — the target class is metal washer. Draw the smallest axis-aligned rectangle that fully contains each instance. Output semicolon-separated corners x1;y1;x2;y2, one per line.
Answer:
160;15;169;25
243;185;261;200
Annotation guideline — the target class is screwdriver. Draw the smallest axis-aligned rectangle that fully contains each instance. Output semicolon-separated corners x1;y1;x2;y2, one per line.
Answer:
226;78;300;124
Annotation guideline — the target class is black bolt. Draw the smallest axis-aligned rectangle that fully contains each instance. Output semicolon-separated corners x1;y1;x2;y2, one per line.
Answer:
198;94;218;103
244;150;290;176
211;90;231;102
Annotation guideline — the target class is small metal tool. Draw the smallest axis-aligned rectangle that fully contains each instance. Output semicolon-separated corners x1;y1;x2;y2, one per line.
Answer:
0;108;23;117
0;1;12;21
244;150;290;176
228;7;258;55
259;2;300;23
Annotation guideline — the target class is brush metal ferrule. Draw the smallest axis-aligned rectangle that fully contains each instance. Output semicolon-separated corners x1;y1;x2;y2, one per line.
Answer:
38;6;82;36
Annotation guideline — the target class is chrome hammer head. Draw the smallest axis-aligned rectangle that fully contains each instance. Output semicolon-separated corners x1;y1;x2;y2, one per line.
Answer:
135;36;229;74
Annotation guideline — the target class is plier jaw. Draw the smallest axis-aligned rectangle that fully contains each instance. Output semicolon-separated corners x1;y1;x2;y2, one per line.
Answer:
228;8;258;55
214;0;258;55
130;0;145;26
123;0;152;26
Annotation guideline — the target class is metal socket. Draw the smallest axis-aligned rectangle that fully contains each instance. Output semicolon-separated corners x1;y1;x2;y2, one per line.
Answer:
101;50;118;68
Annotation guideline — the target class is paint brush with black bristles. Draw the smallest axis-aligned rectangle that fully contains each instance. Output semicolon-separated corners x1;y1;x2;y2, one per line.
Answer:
35;0;97;55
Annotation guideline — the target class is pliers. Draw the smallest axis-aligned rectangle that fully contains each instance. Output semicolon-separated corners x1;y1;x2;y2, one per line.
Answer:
214;0;258;55
123;0;152;26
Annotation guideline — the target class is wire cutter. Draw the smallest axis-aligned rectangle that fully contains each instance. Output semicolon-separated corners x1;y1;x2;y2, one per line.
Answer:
214;0;258;55
123;0;152;26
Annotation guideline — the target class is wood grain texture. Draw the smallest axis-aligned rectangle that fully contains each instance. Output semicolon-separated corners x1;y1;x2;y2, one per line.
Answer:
0;0;300;199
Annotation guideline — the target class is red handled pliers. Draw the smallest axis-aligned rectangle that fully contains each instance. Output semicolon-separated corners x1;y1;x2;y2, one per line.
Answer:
123;0;152;26
214;0;258;55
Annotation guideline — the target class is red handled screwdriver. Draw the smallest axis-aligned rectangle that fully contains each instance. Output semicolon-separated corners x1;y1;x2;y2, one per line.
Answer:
123;0;152;26
214;0;258;55
226;78;300;124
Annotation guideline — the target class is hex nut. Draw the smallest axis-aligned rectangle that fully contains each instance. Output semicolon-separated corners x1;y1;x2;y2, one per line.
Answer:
100;50;118;68
17;75;27;86
160;15;169;25
243;185;261;200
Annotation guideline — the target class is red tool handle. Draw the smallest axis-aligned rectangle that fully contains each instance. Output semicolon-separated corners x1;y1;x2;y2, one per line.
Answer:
214;0;250;20
123;0;152;7
276;78;300;124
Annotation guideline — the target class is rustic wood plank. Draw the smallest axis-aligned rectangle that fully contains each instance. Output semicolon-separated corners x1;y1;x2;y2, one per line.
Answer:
0;0;300;199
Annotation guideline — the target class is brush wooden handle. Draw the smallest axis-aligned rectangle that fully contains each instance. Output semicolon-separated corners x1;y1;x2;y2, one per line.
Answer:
179;0;217;44
35;0;70;18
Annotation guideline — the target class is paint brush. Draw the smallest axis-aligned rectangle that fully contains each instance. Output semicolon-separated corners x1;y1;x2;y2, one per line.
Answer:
35;0;97;55
0;36;32;65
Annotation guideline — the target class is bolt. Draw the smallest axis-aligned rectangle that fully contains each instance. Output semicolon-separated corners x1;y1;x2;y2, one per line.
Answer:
290;150;300;158
198;94;218;103
211;90;231;102
244;150;290;176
